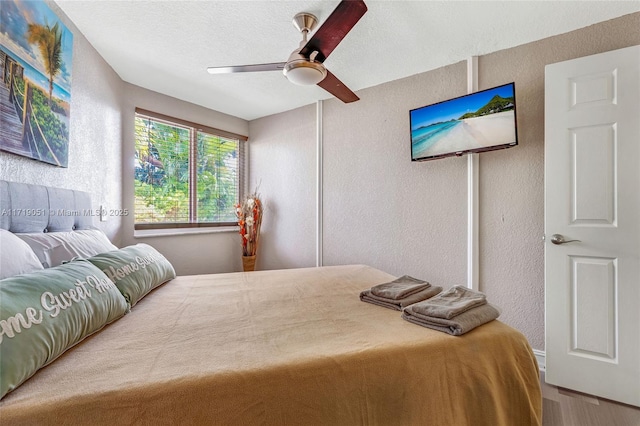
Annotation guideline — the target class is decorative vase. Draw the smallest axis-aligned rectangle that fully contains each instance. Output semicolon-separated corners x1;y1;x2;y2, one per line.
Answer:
242;255;256;272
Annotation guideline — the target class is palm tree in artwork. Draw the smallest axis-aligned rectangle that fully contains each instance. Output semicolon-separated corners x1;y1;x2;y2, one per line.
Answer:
26;21;63;106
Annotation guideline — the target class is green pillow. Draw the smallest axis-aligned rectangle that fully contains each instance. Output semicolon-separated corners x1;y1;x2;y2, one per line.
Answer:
0;259;129;400
87;244;176;307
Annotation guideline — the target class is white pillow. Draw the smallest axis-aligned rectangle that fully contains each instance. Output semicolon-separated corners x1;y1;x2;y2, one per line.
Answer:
0;229;44;279
16;229;118;268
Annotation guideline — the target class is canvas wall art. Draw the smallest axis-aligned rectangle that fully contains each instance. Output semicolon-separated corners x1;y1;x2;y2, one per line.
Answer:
0;0;73;167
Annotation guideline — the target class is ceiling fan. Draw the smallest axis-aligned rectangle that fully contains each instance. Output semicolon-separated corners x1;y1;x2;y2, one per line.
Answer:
207;0;367;103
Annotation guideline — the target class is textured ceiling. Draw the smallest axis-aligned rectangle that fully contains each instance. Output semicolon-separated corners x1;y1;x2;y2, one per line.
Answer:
54;1;640;121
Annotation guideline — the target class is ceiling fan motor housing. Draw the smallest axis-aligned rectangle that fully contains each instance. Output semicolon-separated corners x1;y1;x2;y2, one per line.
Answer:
283;50;327;85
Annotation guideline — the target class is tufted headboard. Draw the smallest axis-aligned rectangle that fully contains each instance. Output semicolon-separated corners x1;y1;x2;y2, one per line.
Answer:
0;180;94;233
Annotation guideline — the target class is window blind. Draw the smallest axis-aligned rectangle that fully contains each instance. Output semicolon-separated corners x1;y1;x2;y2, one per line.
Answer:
134;109;246;229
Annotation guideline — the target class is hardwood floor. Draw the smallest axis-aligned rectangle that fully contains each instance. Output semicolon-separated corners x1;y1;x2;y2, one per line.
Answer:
541;371;640;425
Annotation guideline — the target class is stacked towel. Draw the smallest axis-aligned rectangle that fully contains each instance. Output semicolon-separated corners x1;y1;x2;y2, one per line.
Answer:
402;286;500;335
360;275;442;311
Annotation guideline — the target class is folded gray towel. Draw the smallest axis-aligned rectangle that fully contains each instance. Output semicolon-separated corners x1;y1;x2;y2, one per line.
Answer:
402;303;500;336
371;275;431;299
360;276;442;311
411;285;487;319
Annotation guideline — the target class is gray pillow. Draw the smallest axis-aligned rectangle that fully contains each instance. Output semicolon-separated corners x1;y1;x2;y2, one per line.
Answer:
0;259;129;400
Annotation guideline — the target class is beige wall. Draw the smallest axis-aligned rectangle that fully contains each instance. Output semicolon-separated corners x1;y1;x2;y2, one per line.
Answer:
322;63;468;284
249;104;317;271
249;13;640;350
0;1;124;244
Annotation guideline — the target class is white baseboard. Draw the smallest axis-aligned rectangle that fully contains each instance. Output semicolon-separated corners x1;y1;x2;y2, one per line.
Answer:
533;349;545;372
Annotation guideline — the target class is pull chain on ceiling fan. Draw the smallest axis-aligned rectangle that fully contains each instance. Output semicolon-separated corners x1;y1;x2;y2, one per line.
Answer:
207;0;367;103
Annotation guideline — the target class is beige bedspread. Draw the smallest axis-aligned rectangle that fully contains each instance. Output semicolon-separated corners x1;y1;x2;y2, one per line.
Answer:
0;265;541;425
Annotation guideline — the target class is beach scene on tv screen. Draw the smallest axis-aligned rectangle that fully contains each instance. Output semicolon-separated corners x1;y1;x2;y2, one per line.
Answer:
411;84;515;160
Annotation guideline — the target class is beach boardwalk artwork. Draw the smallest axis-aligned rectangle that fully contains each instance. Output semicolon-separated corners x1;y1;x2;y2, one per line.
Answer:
411;84;516;160
0;1;73;167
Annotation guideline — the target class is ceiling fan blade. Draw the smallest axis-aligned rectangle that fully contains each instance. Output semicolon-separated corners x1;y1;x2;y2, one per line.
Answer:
207;62;286;74
299;0;367;63
317;70;359;103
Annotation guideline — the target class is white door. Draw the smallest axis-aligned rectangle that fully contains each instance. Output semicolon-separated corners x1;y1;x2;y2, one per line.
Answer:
545;45;640;407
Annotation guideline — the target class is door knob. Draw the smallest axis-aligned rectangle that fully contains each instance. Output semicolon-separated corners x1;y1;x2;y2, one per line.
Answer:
550;234;581;245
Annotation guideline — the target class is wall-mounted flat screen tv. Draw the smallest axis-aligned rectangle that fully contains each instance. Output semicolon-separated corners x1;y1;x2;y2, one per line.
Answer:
410;82;518;161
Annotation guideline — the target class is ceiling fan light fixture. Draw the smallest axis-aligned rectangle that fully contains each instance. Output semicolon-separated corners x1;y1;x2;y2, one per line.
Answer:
283;60;327;85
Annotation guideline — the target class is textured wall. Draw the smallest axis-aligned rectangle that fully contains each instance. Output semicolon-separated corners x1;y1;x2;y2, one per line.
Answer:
249;13;640;350
120;83;250;275
248;104;317;270
322;63;468;285
0;1;124;244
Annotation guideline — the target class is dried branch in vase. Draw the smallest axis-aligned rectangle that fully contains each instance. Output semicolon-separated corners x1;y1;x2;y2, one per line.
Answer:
235;191;263;257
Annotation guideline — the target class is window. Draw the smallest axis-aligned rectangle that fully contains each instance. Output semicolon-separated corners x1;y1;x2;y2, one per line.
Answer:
134;108;247;230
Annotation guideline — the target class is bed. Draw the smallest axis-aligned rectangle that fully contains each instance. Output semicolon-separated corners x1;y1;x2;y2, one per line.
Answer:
0;181;542;425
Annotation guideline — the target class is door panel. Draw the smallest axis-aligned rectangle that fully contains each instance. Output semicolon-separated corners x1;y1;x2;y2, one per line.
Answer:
545;45;640;407
571;124;616;225
570;256;616;360
569;70;616;109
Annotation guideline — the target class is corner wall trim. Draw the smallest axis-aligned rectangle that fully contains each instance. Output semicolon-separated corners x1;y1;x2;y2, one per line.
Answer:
316;100;323;267
533;349;546;372
466;56;479;291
